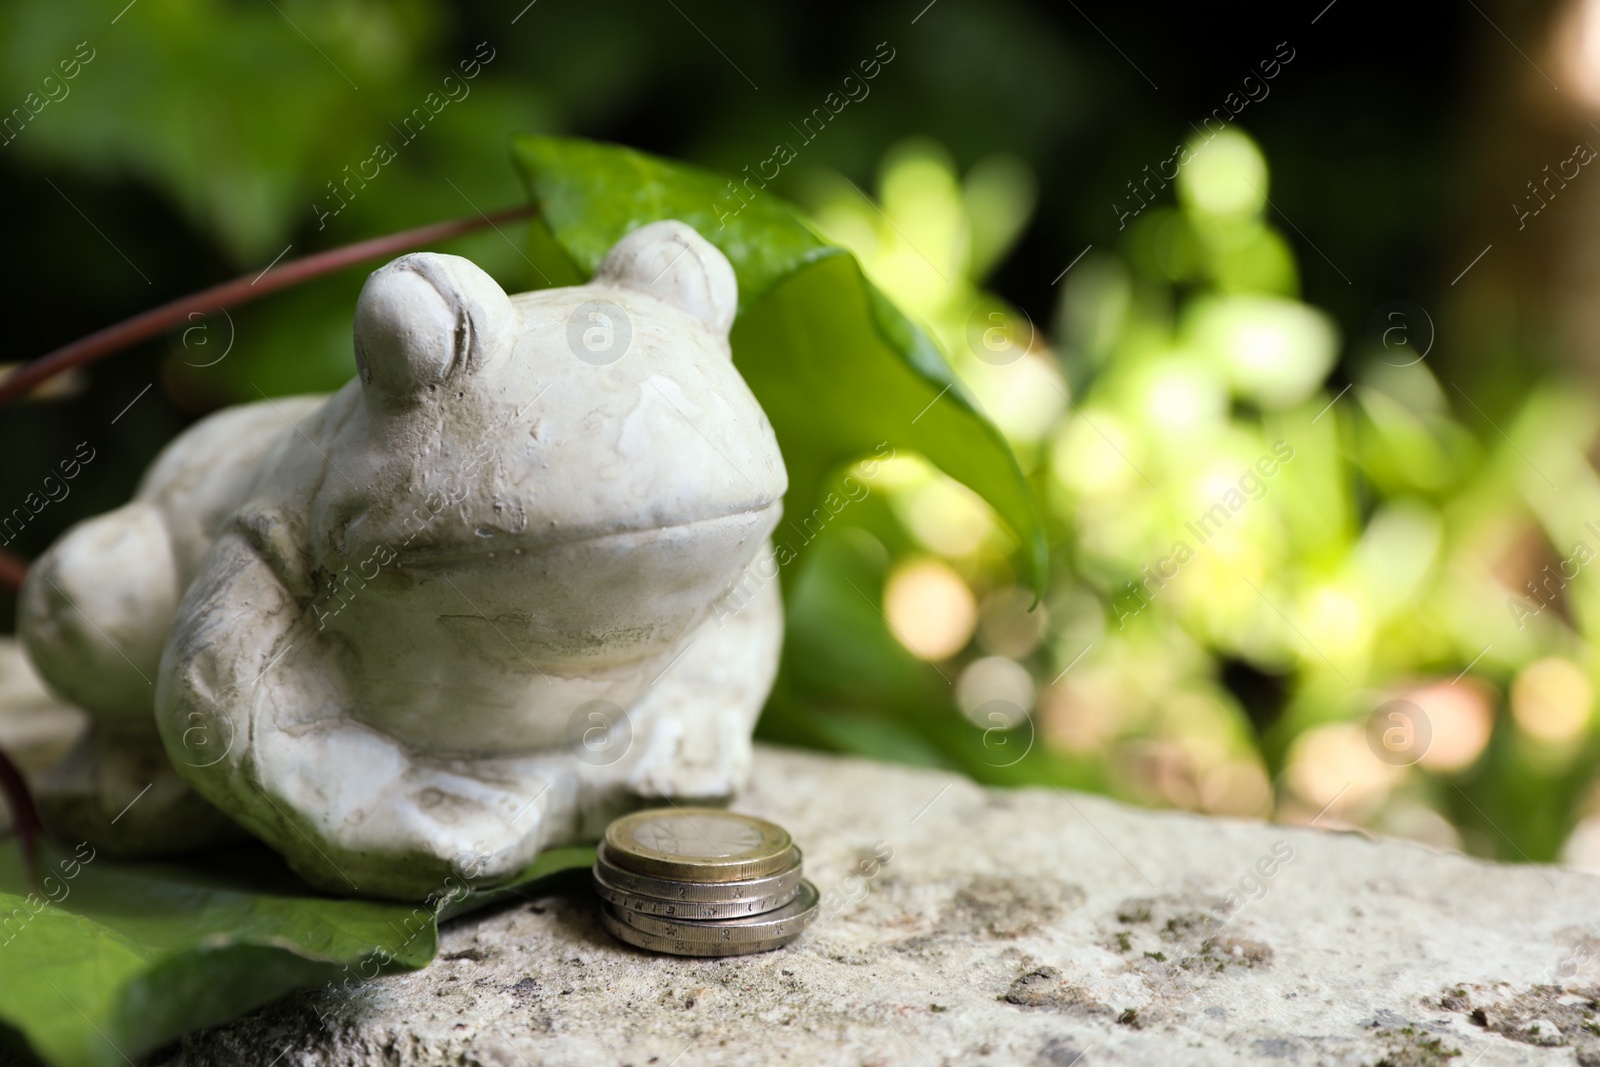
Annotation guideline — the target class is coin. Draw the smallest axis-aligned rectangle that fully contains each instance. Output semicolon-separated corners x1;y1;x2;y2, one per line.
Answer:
594;843;803;903
598;906;805;957
592;866;800;919
607;880;819;945
603;808;793;882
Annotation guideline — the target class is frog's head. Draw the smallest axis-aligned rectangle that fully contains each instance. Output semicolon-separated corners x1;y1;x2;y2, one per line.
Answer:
315;222;785;670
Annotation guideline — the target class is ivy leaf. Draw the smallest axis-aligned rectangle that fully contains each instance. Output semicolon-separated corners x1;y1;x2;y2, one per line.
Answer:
0;840;593;1067
511;135;1046;593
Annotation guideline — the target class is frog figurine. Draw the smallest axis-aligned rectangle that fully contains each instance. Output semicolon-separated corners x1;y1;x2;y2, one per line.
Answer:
18;220;788;899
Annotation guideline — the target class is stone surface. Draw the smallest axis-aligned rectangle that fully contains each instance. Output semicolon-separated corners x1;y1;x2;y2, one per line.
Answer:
14;220;788;898
155;745;1600;1066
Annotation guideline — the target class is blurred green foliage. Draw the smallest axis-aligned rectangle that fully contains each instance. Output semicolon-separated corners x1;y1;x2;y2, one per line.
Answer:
769;128;1600;865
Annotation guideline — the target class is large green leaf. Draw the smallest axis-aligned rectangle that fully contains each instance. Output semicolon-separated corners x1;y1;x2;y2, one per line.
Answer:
0;840;593;1067
511;135;1046;592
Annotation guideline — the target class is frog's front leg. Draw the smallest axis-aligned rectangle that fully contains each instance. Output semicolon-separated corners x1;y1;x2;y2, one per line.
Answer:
158;528;567;899
247;707;574;897
625;547;782;801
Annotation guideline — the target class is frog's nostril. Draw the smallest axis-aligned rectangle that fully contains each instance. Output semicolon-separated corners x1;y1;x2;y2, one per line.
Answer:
475;526;494;538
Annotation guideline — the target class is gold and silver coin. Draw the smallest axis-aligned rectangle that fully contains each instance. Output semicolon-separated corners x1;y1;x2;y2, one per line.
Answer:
603;807;793;882
599;881;819;957
594;842;803;903
599;906;808;957
593;865;800;920
607;880;819;942
593;808;815;956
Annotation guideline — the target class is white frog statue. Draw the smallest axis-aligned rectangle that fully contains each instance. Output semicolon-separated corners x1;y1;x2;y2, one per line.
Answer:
18;220;787;899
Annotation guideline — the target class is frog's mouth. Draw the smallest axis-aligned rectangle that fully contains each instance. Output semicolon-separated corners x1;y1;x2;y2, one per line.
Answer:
373;499;782;569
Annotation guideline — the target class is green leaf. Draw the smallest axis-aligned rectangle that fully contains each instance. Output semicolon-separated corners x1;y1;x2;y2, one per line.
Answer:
511;135;1046;592
0;840;594;1067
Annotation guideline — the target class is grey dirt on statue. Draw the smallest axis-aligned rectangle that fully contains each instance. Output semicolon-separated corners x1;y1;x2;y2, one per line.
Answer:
16;220;789;900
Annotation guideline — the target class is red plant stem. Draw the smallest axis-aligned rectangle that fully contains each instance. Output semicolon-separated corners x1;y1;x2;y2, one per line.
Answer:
0;549;25;593
0;743;42;888
0;205;535;407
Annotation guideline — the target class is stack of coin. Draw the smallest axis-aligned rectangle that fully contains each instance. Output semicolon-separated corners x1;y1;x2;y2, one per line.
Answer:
593;807;818;956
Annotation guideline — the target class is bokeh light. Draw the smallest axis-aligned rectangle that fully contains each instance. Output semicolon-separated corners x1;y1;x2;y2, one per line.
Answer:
1511;657;1593;742
1285;722;1404;818
883;558;977;661
1178;129;1268;220
955;655;1035;724
1405;680;1495;773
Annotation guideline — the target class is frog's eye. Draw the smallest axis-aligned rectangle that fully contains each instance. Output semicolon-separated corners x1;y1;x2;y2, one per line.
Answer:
592;220;738;339
353;253;513;401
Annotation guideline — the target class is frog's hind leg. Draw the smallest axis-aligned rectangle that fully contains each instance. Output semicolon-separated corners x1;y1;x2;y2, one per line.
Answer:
19;502;175;727
17;501;241;854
